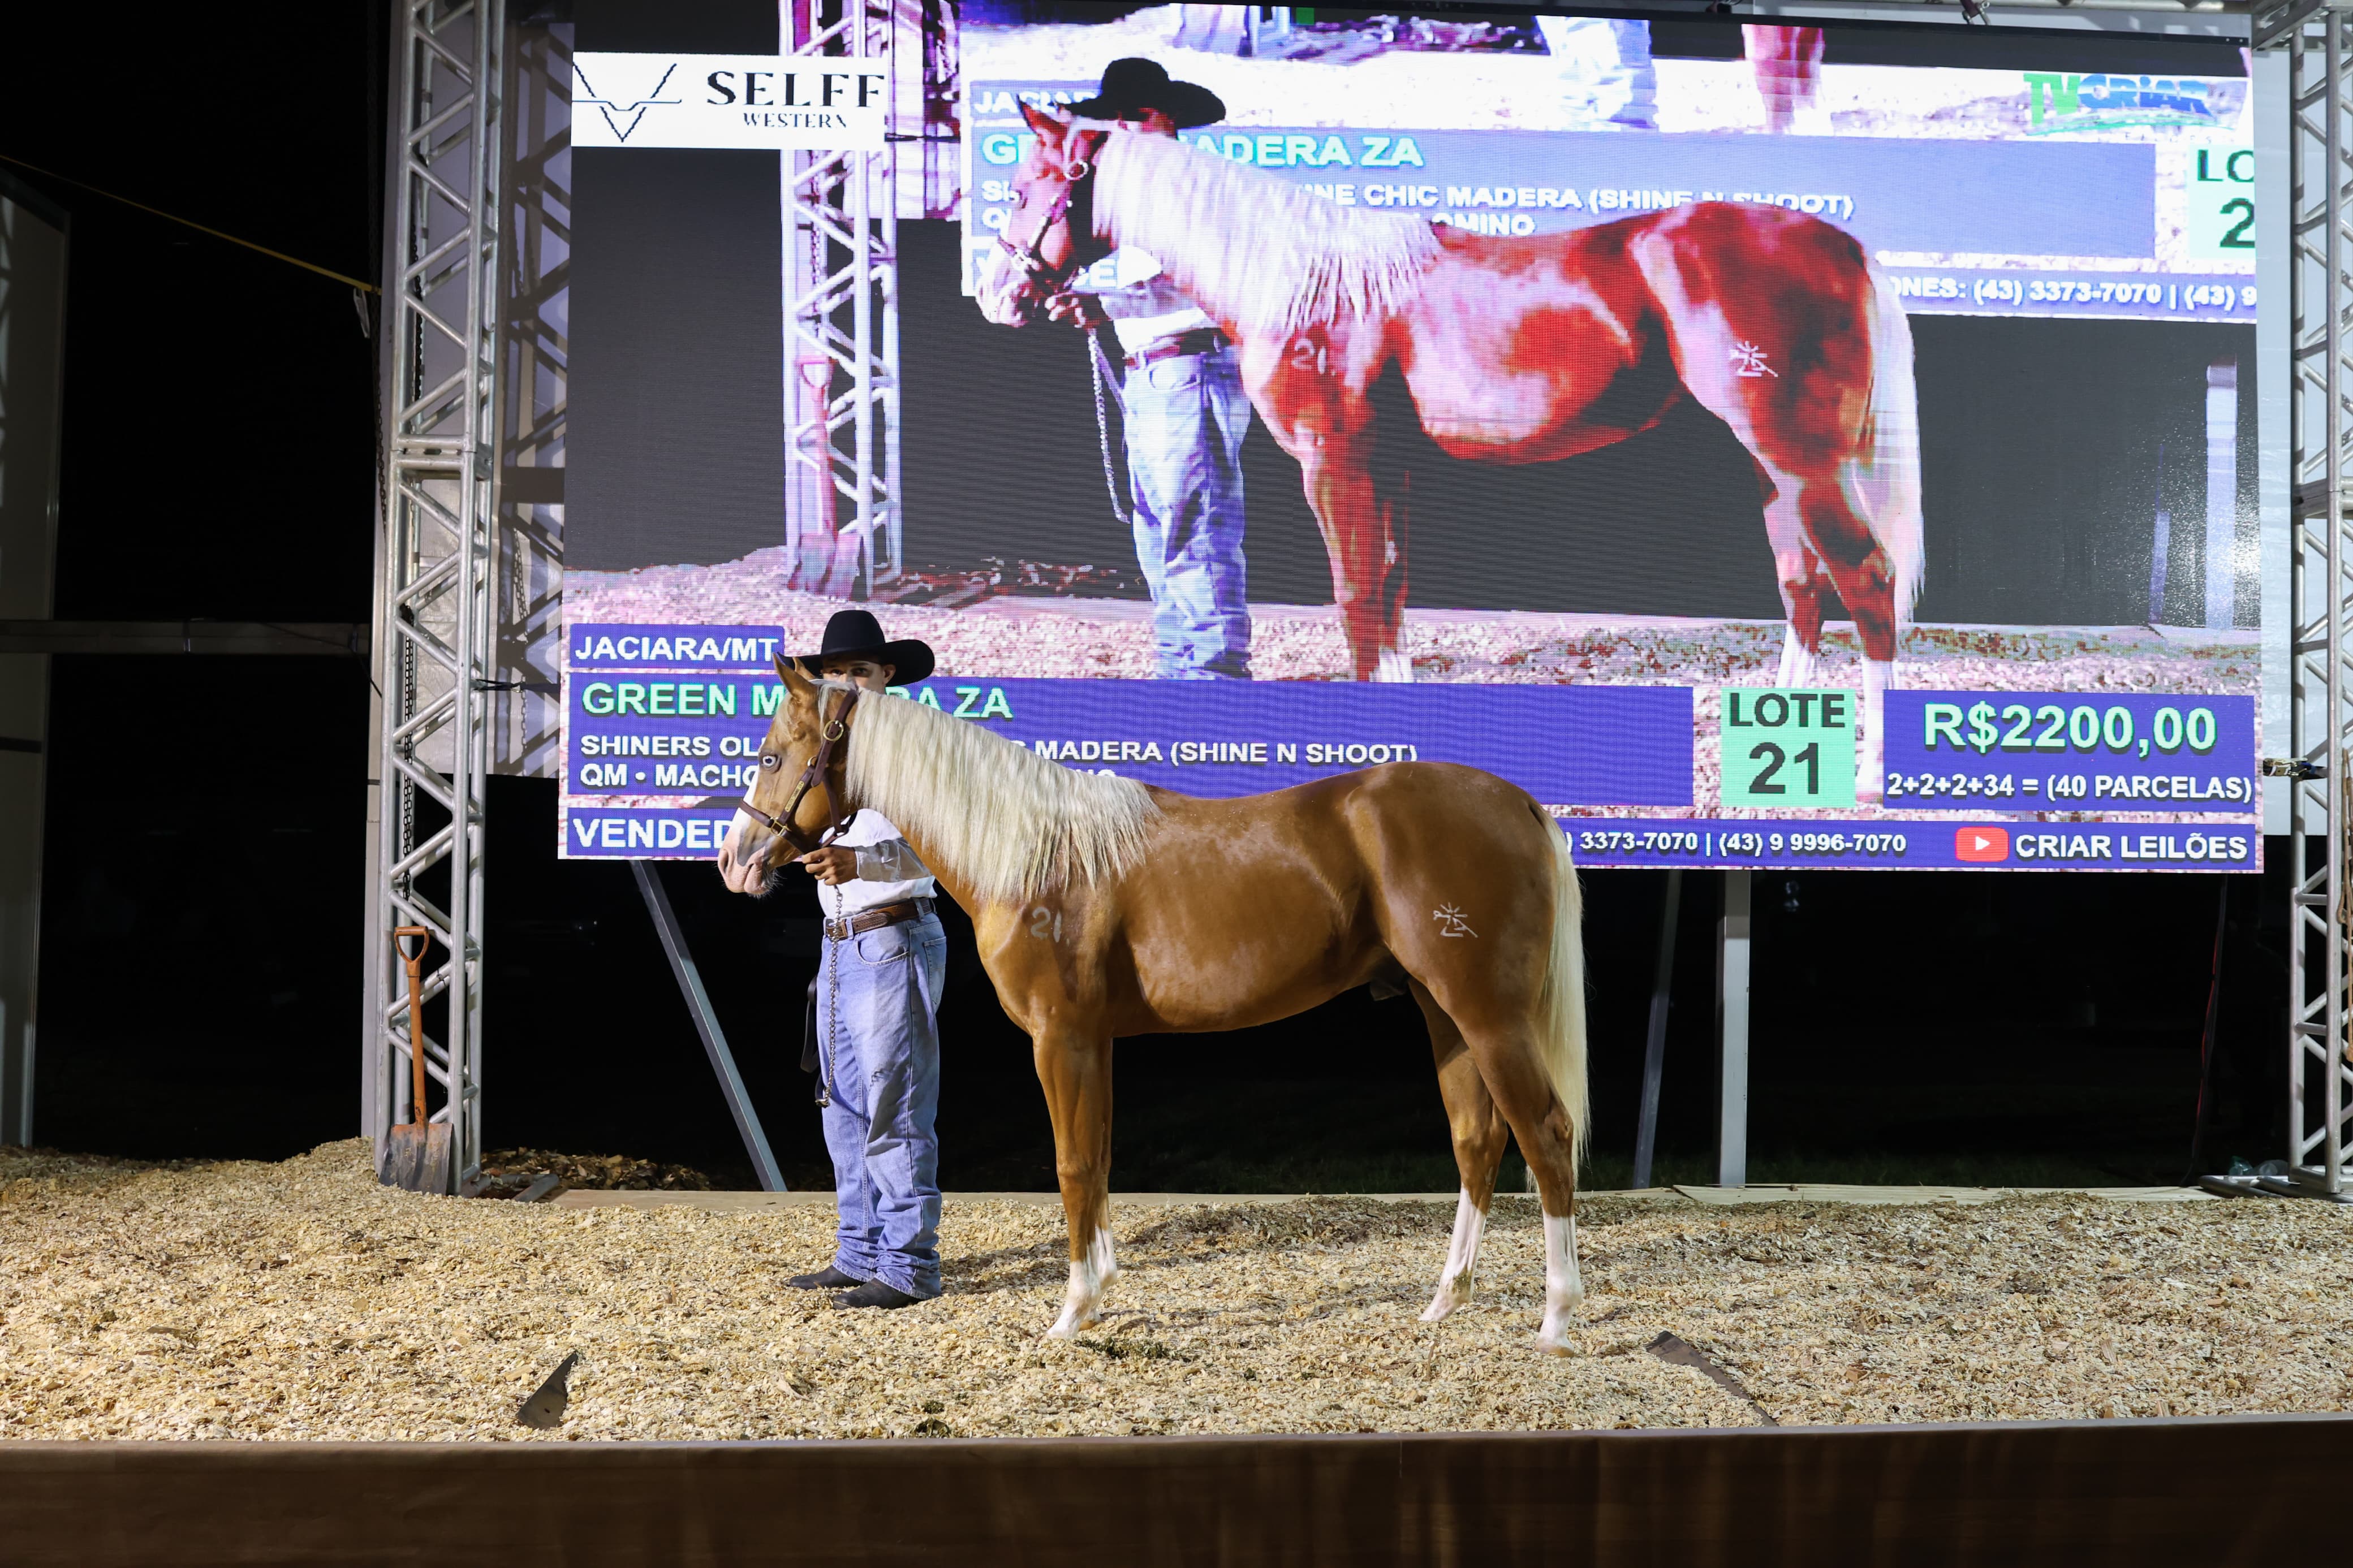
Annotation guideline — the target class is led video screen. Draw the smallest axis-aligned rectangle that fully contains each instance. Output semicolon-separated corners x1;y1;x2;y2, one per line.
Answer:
562;5;2262;873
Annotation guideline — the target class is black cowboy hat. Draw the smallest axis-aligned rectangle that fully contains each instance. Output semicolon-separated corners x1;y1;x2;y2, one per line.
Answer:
1070;58;1226;129
791;608;934;686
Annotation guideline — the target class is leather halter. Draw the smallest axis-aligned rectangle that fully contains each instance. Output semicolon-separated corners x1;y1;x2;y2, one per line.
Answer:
734;684;859;860
992;127;1109;296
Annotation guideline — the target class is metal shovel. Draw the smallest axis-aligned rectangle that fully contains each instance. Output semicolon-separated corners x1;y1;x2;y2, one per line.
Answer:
382;926;453;1194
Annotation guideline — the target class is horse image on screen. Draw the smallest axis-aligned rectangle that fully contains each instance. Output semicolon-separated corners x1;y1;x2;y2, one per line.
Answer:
979;107;1923;789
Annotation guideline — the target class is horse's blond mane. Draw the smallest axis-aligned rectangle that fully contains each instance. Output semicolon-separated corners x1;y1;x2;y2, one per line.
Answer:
839;684;1162;904
1089;127;1442;339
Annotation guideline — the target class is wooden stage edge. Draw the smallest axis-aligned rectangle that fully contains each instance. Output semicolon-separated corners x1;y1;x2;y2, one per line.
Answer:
3;1413;2341;1567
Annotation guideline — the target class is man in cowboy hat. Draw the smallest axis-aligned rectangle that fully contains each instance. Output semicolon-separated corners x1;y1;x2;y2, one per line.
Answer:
778;609;949;1311
1045;58;1253;681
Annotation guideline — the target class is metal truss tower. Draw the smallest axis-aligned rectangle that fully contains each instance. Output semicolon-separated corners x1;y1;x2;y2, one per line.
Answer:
2265;0;2353;1195
367;0;506;1185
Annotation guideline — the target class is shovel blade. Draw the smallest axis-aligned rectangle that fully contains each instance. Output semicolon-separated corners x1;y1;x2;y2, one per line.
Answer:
382;1125;428;1191
421;1122;455;1195
381;1124;455;1194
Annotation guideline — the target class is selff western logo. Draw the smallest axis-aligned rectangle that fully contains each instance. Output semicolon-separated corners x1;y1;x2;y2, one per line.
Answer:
1954;826;2010;863
572;54;887;151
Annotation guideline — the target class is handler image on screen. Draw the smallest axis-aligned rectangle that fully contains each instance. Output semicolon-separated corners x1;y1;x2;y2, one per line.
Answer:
1044;58;1253;681
779;610;949;1311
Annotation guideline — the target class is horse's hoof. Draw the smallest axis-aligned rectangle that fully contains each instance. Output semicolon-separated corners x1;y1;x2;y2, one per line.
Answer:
1046;1304;1100;1339
1420;1282;1470;1323
1535;1330;1574;1357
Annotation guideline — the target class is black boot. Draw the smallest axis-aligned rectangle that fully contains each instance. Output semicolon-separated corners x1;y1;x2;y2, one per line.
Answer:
786;1265;865;1291
831;1280;920;1311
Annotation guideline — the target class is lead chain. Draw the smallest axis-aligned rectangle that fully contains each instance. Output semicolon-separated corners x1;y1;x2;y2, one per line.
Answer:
819;884;841;1109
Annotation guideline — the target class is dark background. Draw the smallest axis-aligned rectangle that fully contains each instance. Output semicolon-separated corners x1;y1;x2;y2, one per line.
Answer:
0;2;2288;1191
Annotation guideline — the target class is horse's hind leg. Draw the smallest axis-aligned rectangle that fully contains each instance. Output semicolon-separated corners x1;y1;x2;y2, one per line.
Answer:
1760;465;1826;688
1441;1021;1583;1353
1793;477;1901;798
1032;1025;1119;1337
1411;981;1509;1321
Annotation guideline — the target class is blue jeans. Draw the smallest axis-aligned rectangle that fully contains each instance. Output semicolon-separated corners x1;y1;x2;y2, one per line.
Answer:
816;913;947;1298
1125;344;1252;679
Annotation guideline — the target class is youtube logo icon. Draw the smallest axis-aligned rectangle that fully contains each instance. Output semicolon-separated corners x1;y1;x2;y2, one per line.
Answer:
1954;827;2010;863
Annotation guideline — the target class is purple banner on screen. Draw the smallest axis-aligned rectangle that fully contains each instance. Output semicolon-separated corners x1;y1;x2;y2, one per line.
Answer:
566;676;1694;812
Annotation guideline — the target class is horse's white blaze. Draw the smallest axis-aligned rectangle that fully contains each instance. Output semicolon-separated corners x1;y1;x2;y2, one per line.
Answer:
716;807;773;895
1537;1212;1584;1354
1047;1225;1119;1339
1373;648;1414;684
1419;1187;1486;1322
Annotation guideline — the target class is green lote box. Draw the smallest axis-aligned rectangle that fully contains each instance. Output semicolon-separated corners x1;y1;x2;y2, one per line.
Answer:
1717;688;1857;808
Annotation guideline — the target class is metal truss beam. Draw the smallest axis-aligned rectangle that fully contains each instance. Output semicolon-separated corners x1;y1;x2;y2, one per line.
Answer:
369;0;503;1186
2276;8;2353;1195
782;0;906;599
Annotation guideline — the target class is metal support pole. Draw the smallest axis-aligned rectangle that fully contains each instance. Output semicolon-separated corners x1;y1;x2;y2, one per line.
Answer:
371;0;505;1184
2274;3;2353;1195
631;861;785;1193
2188;879;2230;1180
1632;869;1681;1190
1717;869;1752;1189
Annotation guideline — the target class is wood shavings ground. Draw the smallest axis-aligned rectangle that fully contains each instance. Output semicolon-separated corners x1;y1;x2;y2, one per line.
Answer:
1;1141;2345;1441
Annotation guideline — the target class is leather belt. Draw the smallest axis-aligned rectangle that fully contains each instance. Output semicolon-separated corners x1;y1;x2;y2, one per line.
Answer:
1124;329;1229;370
824;896;934;944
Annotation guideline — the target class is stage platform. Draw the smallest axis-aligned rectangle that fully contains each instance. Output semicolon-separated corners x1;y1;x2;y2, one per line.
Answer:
2;1413;2339;1566
549;1183;2220;1212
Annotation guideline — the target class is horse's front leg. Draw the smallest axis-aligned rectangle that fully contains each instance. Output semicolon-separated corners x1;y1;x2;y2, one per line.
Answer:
1033;1025;1118;1337
1299;430;1411;683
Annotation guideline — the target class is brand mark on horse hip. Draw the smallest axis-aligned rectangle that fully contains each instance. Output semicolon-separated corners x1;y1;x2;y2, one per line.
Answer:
1432;905;1477;939
1730;340;1779;378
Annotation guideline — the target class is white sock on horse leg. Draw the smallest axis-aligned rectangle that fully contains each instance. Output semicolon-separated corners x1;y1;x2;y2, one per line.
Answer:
1860;658;1893;799
1047;1223;1119;1338
1421;1187;1487;1322
1374;647;1413;683
1774;625;1820;688
1537;1212;1584;1354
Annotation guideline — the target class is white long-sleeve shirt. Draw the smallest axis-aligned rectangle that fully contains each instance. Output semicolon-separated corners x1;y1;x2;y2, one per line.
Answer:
820;807;938;920
1078;247;1217;355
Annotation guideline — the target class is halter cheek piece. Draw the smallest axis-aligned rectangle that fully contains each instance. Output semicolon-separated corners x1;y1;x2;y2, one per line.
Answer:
993;128;1109;295
734;685;859;861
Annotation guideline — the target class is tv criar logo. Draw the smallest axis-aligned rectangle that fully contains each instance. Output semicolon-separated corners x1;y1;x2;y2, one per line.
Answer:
1955;827;2011;863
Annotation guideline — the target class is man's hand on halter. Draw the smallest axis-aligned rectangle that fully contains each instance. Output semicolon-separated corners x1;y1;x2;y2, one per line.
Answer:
1044;291;1111;331
798;846;859;885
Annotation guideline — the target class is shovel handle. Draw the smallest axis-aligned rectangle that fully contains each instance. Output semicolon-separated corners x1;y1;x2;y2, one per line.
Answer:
394;927;432;1127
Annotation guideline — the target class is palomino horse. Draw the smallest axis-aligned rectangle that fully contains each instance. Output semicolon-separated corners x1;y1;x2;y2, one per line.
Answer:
979;106;1921;791
717;663;1592;1351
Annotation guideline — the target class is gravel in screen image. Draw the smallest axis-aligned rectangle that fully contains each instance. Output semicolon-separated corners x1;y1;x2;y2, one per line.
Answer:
2;1142;2345;1441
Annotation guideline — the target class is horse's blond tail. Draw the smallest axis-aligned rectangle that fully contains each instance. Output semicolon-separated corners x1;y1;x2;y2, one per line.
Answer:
1858;265;1925;623
1540;825;1591;1169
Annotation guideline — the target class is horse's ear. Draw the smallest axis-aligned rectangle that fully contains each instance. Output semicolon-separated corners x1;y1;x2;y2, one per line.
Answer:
1019;100;1071;144
774;655;816;699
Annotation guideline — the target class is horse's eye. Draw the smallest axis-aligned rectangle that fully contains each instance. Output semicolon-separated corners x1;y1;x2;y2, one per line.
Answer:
760;754;779;770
